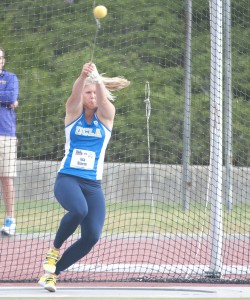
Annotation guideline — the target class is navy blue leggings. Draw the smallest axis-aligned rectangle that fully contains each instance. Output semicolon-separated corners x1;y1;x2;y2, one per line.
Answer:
53;173;106;275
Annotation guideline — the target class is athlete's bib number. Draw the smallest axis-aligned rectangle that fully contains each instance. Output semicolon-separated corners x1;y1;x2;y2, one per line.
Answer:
70;149;96;170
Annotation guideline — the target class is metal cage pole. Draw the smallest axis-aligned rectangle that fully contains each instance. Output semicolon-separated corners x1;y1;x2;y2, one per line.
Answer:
182;0;192;211
223;0;233;210
206;0;224;278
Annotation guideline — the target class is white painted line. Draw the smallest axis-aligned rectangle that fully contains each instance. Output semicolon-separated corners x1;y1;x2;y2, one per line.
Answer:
0;286;250;298
67;263;250;275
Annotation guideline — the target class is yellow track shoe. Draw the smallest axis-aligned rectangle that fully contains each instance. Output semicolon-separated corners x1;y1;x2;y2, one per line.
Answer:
43;248;60;274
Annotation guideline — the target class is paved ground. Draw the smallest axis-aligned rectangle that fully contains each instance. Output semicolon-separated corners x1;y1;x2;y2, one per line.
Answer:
0;285;250;298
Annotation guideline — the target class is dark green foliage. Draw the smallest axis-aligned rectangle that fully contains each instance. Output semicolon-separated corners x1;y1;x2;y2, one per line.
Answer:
0;0;249;165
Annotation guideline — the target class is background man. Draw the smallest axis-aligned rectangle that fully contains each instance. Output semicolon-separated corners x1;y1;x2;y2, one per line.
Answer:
0;47;19;236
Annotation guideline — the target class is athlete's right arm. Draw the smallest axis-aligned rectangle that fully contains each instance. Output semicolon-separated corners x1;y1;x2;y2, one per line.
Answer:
65;63;94;125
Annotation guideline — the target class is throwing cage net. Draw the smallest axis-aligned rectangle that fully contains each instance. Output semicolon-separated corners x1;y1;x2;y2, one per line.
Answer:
0;0;249;283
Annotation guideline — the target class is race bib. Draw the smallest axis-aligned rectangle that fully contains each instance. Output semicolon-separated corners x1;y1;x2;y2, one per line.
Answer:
70;149;96;170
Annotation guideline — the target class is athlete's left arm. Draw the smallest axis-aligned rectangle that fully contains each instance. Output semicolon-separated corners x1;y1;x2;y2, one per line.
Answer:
90;64;115;130
95;82;115;130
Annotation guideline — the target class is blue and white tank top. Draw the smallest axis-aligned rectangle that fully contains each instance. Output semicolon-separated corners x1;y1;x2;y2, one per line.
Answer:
58;112;111;180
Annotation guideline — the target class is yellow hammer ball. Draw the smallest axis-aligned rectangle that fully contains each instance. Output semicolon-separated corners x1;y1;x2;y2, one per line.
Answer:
93;5;107;19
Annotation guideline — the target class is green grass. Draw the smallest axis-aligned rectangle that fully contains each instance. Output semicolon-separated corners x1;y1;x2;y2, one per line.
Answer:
104;201;250;235
0;200;249;235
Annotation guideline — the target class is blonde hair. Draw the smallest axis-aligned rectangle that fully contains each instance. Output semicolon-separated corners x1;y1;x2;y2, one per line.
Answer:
85;74;130;101
102;76;130;91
